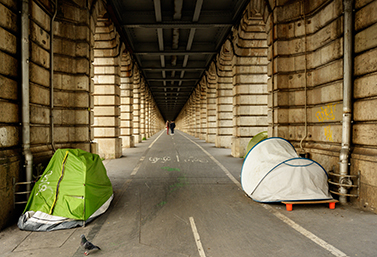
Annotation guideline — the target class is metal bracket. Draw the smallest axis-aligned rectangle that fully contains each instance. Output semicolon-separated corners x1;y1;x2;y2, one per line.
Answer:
13;177;33;208
328;170;360;198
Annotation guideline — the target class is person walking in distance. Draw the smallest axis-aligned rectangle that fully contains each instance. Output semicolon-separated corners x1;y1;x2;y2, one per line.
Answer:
170;120;176;135
166;120;170;135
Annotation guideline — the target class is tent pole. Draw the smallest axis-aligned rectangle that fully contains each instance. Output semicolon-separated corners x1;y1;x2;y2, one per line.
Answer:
339;0;353;205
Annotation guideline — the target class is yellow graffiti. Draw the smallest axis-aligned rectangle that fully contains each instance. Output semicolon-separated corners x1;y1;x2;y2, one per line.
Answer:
315;103;337;122
324;125;333;142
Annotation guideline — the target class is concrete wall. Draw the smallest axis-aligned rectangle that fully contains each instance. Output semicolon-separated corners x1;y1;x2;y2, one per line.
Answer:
353;0;377;211
0;0;21;232
0;0;164;230
176;0;377;213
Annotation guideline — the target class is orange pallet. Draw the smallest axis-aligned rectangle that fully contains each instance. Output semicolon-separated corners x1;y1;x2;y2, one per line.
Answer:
281;199;339;211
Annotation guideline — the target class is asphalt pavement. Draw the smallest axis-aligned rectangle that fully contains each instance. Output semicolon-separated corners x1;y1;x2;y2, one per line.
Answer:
1;130;377;257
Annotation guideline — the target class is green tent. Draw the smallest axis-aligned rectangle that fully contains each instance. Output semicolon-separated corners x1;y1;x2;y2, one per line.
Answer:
18;149;113;231
244;131;268;158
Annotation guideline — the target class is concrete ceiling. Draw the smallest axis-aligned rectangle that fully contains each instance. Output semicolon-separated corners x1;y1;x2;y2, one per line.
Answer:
109;0;250;121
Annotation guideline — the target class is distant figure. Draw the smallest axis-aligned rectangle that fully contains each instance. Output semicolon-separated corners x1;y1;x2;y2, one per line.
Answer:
170;121;176;134
166;120;170;135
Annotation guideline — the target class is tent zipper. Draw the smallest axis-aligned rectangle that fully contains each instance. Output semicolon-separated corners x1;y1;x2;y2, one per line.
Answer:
49;151;69;215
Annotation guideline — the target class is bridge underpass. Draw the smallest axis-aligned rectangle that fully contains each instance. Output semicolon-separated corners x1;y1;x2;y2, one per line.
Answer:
1;131;377;256
3;0;377;250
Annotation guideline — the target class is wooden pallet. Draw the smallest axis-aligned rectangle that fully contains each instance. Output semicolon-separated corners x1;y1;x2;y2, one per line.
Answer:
281;199;339;211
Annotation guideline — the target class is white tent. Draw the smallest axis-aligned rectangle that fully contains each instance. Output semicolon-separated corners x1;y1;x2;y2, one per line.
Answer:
241;137;332;202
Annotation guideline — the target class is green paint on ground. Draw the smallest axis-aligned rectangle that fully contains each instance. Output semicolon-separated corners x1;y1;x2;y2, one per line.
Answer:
161;166;180;172
157;201;167;207
156;168;188;207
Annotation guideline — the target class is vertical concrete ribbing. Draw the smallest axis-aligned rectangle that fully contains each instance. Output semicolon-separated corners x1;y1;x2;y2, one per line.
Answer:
133;67;141;143
206;63;218;143
216;41;234;148
231;8;269;157
93;17;122;159
195;87;201;138
120;51;134;148
145;91;150;138
189;96;195;135
199;80;207;140
140;81;146;140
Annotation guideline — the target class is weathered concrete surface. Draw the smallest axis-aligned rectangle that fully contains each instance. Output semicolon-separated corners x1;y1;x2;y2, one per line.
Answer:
1;131;377;257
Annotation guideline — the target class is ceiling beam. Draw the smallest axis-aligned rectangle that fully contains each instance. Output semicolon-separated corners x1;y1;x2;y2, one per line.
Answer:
149;85;193;88
147;78;198;81
143;67;203;71
123;23;231;29
135;51;216;56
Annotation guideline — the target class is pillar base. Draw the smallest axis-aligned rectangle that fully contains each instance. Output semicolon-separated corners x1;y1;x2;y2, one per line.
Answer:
96;138;122;159
231;137;248;158
122;136;134;148
215;135;232;148
134;135;141;144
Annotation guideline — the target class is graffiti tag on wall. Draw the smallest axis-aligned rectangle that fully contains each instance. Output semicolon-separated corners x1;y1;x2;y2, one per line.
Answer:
315;103;337;142
315;103;337;122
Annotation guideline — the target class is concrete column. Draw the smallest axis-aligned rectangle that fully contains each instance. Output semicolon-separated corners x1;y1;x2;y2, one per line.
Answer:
120;51;134;148
133;67;141;143
138;83;144;136
231;14;269;157
195;87;201;138
187;94;194;135
48;1;95;153
146;91;151;138
144;92;149;138
148;101;153;135
216;41;234;148
191;96;196;136
206;63;218;143
199;79;207;140
93;18;122;159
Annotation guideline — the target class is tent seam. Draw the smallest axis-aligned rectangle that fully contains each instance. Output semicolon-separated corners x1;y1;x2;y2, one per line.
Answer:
49;150;69;215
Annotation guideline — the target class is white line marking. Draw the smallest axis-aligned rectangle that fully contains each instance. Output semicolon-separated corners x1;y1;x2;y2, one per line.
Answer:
131;156;145;176
189;217;206;257
148;131;164;148
181;134;241;187
262;204;348;257
181;132;347;257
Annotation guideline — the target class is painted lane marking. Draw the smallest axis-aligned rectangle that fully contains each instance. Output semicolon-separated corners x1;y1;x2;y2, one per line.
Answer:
181;132;347;257
148;130;164;148
262;204;348;257
189;217;206;257
181;134;241;187
148;156;171;164
131;156;145;175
